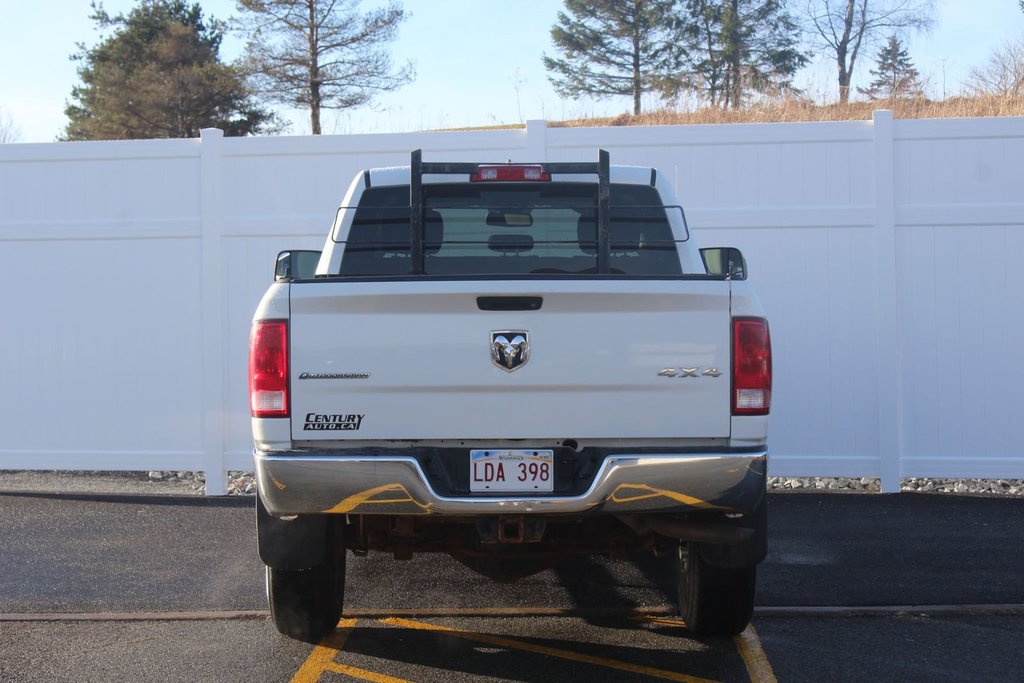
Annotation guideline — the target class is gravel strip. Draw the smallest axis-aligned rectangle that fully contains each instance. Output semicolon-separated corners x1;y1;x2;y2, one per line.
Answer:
0;470;1021;497
767;476;1023;495
0;470;204;495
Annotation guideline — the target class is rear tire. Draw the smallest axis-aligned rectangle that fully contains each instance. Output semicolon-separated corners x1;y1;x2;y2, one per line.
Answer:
677;543;755;636
266;523;346;643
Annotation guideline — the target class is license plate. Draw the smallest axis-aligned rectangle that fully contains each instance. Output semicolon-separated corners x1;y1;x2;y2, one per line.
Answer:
470;449;554;493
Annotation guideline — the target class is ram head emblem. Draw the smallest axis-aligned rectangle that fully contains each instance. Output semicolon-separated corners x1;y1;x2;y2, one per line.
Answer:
491;331;530;372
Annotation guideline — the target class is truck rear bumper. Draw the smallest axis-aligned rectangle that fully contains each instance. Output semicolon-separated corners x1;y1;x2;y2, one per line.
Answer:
254;449;767;516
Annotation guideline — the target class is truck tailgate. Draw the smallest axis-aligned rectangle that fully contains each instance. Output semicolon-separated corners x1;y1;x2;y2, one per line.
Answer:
288;280;732;441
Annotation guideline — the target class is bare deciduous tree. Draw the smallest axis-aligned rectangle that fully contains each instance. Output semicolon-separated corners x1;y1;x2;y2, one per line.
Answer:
964;37;1024;98
805;0;934;103
235;0;414;135
0;109;20;144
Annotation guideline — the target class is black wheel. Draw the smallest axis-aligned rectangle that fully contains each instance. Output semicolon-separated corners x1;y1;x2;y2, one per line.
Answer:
677;543;755;637
266;525;346;643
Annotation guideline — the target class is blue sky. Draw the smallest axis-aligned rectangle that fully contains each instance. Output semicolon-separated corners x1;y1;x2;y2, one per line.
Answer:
1;0;1022;142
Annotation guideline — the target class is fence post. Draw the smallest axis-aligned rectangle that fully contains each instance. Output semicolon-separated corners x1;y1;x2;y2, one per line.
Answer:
526;120;548;161
199;128;227;495
872;110;902;493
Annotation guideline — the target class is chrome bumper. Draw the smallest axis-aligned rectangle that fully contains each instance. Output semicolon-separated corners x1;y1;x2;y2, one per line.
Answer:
255;450;767;516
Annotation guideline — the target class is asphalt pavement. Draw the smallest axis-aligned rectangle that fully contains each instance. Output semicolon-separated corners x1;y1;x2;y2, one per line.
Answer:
3;490;1022;613
1;490;1022;682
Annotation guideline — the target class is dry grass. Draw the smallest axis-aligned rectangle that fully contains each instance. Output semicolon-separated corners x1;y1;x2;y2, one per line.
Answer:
551;95;1024;128
445;96;1024;133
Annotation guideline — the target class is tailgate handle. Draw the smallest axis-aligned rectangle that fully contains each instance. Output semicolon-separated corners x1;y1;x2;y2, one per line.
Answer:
477;296;543;311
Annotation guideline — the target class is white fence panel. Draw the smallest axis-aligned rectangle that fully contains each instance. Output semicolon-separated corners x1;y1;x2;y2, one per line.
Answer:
893;118;1024;479
1;113;1022;492
0;140;209;474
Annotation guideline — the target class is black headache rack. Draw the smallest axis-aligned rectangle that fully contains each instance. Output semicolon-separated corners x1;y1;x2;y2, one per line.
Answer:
409;149;613;275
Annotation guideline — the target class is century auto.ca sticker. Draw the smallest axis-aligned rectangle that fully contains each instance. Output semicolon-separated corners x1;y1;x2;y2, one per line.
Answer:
303;413;364;431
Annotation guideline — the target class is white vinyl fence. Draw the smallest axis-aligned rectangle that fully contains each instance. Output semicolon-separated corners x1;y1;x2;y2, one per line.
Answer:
1;112;1022;493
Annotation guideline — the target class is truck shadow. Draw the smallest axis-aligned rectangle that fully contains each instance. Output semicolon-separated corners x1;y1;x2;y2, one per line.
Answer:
551;551;678;628
318;618;742;682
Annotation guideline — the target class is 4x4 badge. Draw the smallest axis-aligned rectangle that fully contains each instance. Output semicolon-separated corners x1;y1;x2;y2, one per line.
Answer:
491;331;529;372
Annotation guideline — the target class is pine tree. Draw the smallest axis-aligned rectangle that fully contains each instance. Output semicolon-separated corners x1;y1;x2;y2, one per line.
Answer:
857;34;924;100
543;0;682;116
64;1;273;140
674;0;807;109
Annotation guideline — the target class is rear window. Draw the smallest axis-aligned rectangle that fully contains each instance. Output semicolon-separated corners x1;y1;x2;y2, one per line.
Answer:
335;183;684;277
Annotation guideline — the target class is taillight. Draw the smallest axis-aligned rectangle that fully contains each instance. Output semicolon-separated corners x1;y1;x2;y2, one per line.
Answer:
471;165;551;182
249;320;288;418
732;318;771;416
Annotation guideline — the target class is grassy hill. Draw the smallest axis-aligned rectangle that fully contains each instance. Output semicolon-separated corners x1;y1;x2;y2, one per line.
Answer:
456;96;1024;131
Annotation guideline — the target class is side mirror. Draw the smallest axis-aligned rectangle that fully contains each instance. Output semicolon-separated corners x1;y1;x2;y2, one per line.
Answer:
700;247;747;280
275;250;322;281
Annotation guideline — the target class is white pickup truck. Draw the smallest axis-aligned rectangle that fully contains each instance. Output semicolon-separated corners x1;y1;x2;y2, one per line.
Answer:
249;151;771;642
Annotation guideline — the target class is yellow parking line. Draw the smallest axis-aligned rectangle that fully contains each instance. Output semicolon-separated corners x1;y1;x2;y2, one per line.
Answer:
292;613;773;683
632;615;688;628
290;618;358;683
320;661;411;683
292;618;410;683
631;615;777;683
379;616;719;683
291;619;359;683
345;606;677;618
734;625;777;683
